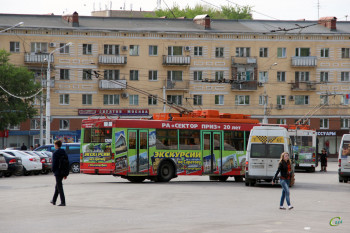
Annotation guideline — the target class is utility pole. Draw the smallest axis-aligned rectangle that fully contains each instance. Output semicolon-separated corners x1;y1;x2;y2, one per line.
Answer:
262;63;277;124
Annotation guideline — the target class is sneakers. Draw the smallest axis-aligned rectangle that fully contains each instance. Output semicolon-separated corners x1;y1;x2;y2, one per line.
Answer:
288;206;294;210
279;206;286;210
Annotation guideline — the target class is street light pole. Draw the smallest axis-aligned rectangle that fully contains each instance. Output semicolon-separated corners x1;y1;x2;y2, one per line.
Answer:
45;42;72;145
262;62;277;124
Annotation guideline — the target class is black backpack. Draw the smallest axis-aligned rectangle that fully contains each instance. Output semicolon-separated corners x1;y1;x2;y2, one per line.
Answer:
59;153;70;177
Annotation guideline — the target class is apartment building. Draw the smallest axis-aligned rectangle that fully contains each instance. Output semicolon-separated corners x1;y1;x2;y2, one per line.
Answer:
0;12;350;155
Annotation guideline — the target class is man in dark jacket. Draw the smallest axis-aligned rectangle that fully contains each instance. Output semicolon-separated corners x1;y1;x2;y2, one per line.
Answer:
51;140;67;206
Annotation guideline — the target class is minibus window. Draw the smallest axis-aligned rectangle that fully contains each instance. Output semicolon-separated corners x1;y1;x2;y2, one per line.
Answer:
341;140;350;157
251;144;266;158
268;144;284;158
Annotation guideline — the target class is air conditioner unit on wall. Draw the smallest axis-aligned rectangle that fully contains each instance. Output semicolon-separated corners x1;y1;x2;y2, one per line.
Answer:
185;46;191;51
258;82;264;87
289;95;295;101
121;93;129;98
277;104;283;110
122;46;128;51
49;42;56;48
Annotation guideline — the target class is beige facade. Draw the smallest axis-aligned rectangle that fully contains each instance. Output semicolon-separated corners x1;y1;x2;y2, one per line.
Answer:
1;13;350;153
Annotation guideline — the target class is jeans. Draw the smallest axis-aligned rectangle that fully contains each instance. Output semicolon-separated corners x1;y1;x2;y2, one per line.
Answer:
52;175;65;204
280;179;291;206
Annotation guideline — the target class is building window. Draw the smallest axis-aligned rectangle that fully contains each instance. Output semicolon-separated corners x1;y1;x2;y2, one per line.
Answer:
277;71;286;82
341;48;350;58
235;95;250;105
215;95;224;105
31;42;48;53
59;43;70;54
168;46;182;56
276;119;286;124
193;71;203;81
320;95;329;105
259;71;268;83
236;47;250;57
148;70;158;81
60;69;70;80
295;71;310;82
215;47;224;58
167;95;182;105
167;71;183;81
295;95;309;105
277;48;286;58
130;70;139;80
82;94;92;105
341;72;350;81
129;45;139;56
83;69;92;80
83;44;92;55
129;95;139;105
59;120;70;130
295;48;310;57
320;72;329;82
59;94;69;105
320;119;329;129
341;119;350;129
104;44;119;55
148;95;157;105
149;45;158;56
10;42;20;53
8;124;20;130
215;71;224;81
259;95;267;105
320;48;329;58
259;47;268;57
30;119;43;130
104;94;120;105
104;70;119;80
194;46;203;56
277;95;286;105
193;95;202;105
341;95;350;105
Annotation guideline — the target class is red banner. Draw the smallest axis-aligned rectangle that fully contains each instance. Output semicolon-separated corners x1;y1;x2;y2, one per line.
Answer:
0;130;9;138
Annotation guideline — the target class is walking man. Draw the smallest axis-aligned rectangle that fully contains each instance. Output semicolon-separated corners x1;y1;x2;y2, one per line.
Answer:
51;140;68;206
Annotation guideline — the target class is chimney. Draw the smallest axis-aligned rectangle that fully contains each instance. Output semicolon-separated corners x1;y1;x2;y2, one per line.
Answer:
62;11;79;27
318;16;337;31
193;14;210;30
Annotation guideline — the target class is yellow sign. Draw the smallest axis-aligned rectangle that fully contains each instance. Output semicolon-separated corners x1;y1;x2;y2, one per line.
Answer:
251;136;284;143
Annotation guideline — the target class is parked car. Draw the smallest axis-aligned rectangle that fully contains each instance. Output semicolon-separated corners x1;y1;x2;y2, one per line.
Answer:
0;151;23;177
24;151;52;174
3;150;42;176
0;153;8;177
35;143;80;173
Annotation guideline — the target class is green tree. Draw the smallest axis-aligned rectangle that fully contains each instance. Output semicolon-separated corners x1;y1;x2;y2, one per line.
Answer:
0;50;39;130
146;4;252;20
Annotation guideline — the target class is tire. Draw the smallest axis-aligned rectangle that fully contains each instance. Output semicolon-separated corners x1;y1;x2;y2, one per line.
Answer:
339;177;343;183
71;163;80;173
41;169;49;174
33;171;40;175
157;161;174;182
23;168;31;176
127;177;146;183
4;172;12;177
218;176;228;182
234;176;244;182
309;167;315;172
0;171;3;178
245;180;249;186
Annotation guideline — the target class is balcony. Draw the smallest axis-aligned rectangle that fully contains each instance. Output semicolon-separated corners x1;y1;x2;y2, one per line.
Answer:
163;56;191;65
98;55;127;65
41;79;55;88
231;81;258;91
231;56;257;66
24;53;53;63
290;82;317;91
165;80;189;90
99;79;127;90
291;56;317;67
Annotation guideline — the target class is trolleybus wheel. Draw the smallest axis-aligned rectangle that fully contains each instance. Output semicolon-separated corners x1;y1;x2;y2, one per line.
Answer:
127;177;146;183
158;161;174;182
234;176;244;182
218;176;228;182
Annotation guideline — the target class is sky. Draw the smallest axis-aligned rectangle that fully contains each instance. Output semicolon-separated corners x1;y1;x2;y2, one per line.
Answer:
0;0;349;21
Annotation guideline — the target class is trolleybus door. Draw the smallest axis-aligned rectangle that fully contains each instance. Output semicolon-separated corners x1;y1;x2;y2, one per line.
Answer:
128;129;149;174
202;131;222;174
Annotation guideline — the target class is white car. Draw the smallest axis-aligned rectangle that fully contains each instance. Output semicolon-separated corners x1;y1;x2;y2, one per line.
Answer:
0;153;8;176
3;150;42;176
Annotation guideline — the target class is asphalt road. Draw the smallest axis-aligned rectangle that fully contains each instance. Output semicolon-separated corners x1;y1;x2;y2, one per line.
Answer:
0;162;349;233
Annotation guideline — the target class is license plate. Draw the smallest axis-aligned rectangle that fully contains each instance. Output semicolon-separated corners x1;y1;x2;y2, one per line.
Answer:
252;164;264;169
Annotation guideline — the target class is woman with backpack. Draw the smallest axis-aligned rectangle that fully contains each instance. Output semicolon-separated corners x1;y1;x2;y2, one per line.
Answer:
50;140;69;206
272;152;294;210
